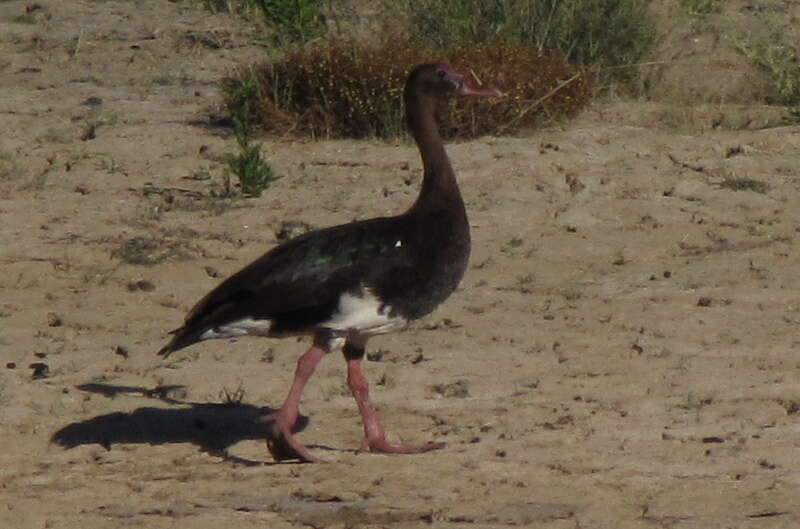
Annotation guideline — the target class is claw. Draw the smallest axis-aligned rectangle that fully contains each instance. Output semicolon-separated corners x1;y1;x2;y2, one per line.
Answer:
260;412;321;463
360;437;445;455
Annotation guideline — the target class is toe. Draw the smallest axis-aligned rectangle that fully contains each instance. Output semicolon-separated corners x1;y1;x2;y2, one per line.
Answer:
266;424;320;463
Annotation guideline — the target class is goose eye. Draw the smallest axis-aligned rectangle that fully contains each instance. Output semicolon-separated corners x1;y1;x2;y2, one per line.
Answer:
437;69;446;78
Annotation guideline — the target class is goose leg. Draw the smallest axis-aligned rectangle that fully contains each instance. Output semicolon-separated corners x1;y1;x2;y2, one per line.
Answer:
260;341;327;462
344;342;445;455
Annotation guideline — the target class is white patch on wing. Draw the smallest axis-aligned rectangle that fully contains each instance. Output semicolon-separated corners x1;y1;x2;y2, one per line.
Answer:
199;317;273;340
327;288;405;335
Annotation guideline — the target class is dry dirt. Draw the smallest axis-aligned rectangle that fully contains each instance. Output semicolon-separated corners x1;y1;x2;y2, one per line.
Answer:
2;1;800;528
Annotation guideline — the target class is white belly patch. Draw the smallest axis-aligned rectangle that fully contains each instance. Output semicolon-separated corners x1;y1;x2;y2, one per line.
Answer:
327;288;405;335
199;317;273;340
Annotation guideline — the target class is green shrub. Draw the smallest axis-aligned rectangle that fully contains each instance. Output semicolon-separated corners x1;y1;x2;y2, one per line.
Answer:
199;0;324;45
199;0;262;13
786;106;800;125
221;71;281;197
260;0;325;45
718;177;769;194
223;72;260;138
226;36;591;139
224;140;280;197
736;32;800;106
679;0;723;15
397;0;656;84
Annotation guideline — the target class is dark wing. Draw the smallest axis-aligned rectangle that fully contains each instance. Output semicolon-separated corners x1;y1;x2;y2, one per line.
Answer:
158;215;414;356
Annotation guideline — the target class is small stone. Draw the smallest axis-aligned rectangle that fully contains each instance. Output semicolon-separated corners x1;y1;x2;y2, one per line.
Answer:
126;279;155;292
758;459;777;470
30;362;50;379
697;297;712;307
366;350;384;362
432;379;470;398
274;220;314;241
46;312;62;327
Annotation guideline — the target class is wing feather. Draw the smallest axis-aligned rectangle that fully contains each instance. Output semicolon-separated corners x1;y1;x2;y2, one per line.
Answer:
158;216;413;356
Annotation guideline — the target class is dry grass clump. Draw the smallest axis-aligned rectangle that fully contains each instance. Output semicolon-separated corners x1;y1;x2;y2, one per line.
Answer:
228;37;590;139
111;234;200;266
444;41;591;137
244;37;421;139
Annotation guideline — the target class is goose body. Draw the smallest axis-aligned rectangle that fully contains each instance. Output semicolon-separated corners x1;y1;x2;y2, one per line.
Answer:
159;201;468;352
159;63;500;462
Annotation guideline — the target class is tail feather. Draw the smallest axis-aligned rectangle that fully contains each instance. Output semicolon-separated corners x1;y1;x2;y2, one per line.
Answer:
157;327;203;358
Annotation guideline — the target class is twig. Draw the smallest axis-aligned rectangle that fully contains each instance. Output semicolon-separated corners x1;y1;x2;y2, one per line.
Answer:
600;59;683;71
667;153;706;173
496;71;582;134
469;68;483;86
96;261;123;286
138;184;207;199
71;29;84;59
309;160;369;167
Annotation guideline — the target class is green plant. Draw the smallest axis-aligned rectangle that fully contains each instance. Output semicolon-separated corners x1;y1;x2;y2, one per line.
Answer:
222;73;281;197
736;33;800;106
679;0;722;15
260;0;325;44
718;177;769;194
112;237;164;266
10;2;49;24
224;138;280;197
199;0;324;45
397;0;656;84
223;73;261;139
199;0;263;14
0;152;20;181
785;106;800;125
12;12;37;24
112;232;200;265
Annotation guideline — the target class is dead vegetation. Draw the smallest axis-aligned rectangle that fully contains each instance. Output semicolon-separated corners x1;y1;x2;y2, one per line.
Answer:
226;36;591;139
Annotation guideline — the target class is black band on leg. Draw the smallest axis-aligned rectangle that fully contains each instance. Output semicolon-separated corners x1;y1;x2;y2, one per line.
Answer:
343;342;365;360
312;329;334;352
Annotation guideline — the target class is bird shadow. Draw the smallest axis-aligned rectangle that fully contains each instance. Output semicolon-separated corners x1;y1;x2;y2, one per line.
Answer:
50;383;319;466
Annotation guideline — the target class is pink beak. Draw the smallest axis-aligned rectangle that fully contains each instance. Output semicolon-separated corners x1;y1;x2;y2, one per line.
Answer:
455;74;504;98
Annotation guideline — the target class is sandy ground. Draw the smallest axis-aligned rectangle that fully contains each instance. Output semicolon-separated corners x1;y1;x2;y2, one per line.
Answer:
2;1;800;528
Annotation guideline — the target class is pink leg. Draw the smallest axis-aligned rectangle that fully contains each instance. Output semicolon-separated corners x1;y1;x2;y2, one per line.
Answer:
345;353;444;455
260;343;327;462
